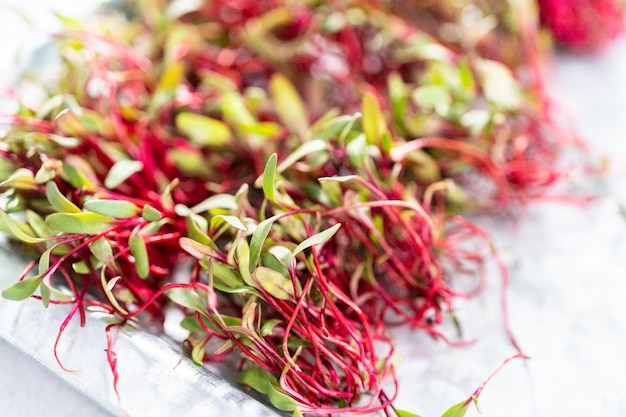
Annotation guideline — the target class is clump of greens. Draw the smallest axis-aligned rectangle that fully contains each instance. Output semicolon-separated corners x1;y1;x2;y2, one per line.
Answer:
0;0;585;415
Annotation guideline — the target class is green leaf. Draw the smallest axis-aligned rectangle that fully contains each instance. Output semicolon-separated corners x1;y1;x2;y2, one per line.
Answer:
260;318;282;336
148;60;185;116
461;109;491;136
54;12;83;29
475;59;521;110
211;215;247;232
318;175;361;184
72;261;91;274
404;149;441;182
346;133;367;168
104;160;144;189
35;165;57;184
101;274;128;315
2;277;42;301
80;110;104;133
222;91;256;129
266;245;292;268
253;266;294;300
396;410;423;417
262;153;278;202
89;237;114;265
458;59;475;93
269;73;308;137
412;85;451;115
142;204;162;221
38;247;52;276
167;287;209;315
0;209;46;243
184;218;218;250
181;314;241;335
46;212;113;234
48;134;80;148
45;181;82;213
240;122;282;137
129;228;149;279
237;366;275;395
156;60;184;91
35;94;66;119
292;223;341;259
318;114;354;141
440;399;471;417
0;168;37;191
191;339;207;364
179;237;215;260
235;239;252;286
180;315;205;333
84;199;140;219
241;299;257;330
214;339;235;356
190;194;238;213
167;148;206;175
40;282;51;307
176;112;232;146
237;365;298;412
249;217;275;273
51;108;83;136
141;220;165;235
267;382;298;411
211;261;247;293
26;210;53;238
399;34;453;62
276;139;326;174
362;92;387;145
62;160;96;190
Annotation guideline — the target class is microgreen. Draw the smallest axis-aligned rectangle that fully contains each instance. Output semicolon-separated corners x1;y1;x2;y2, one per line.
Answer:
104;160;144;190
1;276;43;301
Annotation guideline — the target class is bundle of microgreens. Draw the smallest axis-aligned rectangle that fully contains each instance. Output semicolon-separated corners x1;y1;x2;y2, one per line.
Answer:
0;0;600;415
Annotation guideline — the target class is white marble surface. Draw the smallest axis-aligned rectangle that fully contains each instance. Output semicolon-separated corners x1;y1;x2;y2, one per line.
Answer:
1;2;626;417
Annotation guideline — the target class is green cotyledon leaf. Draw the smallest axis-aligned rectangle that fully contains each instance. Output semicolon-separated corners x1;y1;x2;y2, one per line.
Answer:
252;266;294;300
2;277;42;301
129;228;149;279
262;153;278;203
267;382;298;412
0;209;46;243
0;168;37;191
45;181;81;213
396;410;423;417
84;199;140;219
269;73;308;137
440;399;471;417
210;215;247;232
237;366;299;412
166;287;209;315
141;204;162;222
46;212;114;234
292;223;341;260
362;92;387;145
176;112;232;147
249;216;276;273
104;160;144;189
